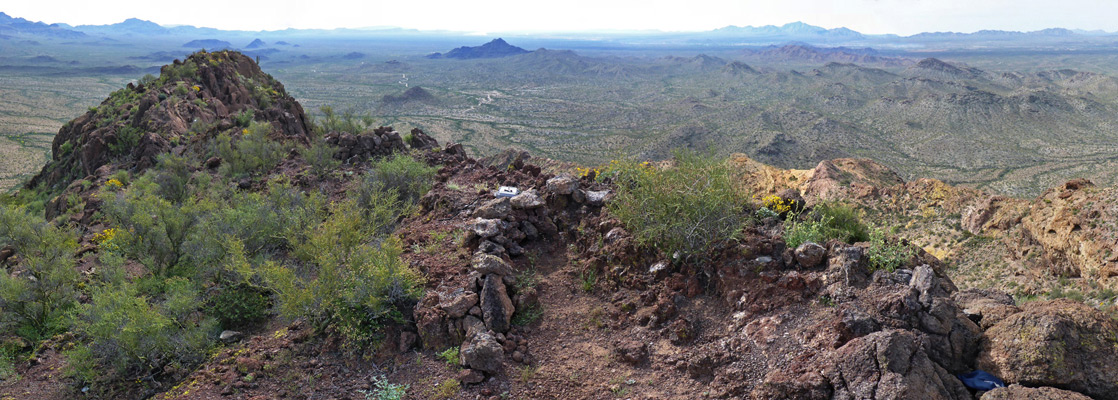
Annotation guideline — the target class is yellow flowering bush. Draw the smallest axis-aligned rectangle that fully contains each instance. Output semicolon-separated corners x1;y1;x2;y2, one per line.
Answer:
761;195;793;214
104;179;124;190
91;228;121;253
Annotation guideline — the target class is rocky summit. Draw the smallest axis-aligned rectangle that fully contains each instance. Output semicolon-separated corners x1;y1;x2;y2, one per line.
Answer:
1;50;1117;400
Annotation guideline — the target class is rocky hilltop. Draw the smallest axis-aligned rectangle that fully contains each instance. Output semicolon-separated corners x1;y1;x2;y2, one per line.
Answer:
2;51;1117;400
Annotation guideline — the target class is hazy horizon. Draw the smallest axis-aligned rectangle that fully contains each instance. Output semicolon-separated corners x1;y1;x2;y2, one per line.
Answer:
6;0;1118;36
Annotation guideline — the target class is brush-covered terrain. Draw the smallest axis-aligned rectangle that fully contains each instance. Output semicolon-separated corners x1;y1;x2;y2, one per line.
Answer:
2;51;1118;400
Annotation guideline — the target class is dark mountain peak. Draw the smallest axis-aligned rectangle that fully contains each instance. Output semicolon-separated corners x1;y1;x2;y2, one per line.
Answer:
428;38;530;59
915;57;962;72
721;61;759;76
380;86;437;104
245;38;267;49
183;39;233;49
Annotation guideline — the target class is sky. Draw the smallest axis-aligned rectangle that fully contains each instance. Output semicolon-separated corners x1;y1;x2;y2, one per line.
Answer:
6;0;1118;35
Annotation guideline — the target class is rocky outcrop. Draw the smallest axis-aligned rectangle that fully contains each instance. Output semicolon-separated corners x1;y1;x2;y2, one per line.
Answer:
978;299;1118;400
30;50;310;192
753;330;971;400
981;385;1092;400
323;126;407;162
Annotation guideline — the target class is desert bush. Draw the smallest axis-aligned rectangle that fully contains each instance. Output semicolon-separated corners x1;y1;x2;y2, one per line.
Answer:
208;283;271;330
67;280;217;385
99;178;204;276
359;375;408;400
263;199;424;347
783;202;870;249
215;121;284;177
233;109;254;127
109;126;142;157
312;106;374;135
604;150;745;260
363;155;437;205
304;140;341;177
0;205;80;342
866;230;916;272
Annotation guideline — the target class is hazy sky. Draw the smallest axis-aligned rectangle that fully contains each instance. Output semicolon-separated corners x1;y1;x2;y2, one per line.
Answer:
7;0;1118;35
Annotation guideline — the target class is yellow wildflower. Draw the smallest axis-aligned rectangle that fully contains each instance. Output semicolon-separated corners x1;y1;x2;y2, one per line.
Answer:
105;179;124;189
192;85;201;92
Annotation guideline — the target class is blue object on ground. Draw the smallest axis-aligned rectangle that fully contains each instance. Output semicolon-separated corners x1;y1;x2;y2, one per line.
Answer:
957;370;1006;391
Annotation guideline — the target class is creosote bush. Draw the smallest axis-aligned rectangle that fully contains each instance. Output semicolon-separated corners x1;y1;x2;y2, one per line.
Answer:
604;150;745;261
0;205;80;343
214;121;285;178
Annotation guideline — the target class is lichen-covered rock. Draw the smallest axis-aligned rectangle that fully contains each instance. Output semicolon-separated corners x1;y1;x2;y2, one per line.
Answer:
510;190;544;209
794;242;826;268
952;288;1021;329
980;384;1092;400
460;331;504;373
475;197;511;219
472;254;514;277
978;299;1118;400
438;289;478;319
545;175;578;195
753;330;970;400
471;218;502;238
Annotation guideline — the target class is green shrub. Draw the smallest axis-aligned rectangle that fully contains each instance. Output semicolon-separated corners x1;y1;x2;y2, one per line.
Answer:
0;205;80;343
109;126;142;157
364;155;437;205
437;346;459;366
866;230;916;272
263;199;424;347
215;121;285;178
604;150;745;261
305;140;341;177
208;283;271;330
783;202;870;249
359;375;408;400
233;109;254;127
312;106;374;135
99;178;203;276
67;280;217;385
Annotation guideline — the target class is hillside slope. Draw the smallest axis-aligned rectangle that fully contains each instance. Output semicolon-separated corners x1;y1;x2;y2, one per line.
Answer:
1;52;1117;400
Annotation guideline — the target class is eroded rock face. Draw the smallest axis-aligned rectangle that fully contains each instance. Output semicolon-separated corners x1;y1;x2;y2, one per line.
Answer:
952;288;1021;330
980;384;1092;400
978;299;1118;400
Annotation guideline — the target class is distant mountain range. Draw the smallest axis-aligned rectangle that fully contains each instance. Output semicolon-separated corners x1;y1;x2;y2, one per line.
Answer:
2;11;1116;48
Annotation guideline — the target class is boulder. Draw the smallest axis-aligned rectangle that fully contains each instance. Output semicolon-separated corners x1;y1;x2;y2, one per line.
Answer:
510;190;544;209
793;242;826;268
825;330;971;400
546;175;578;195
952;289;1021;330
414;293;453;350
457;368;486;385
585;190;610;206
219;330;243;344
472;254;515;277
438;289;479;319
481;275;515;333
613;339;649;366
475;197;511;219
460;331;504;373
471;218;502;238
978;299;1118;400
981;384;1092;400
